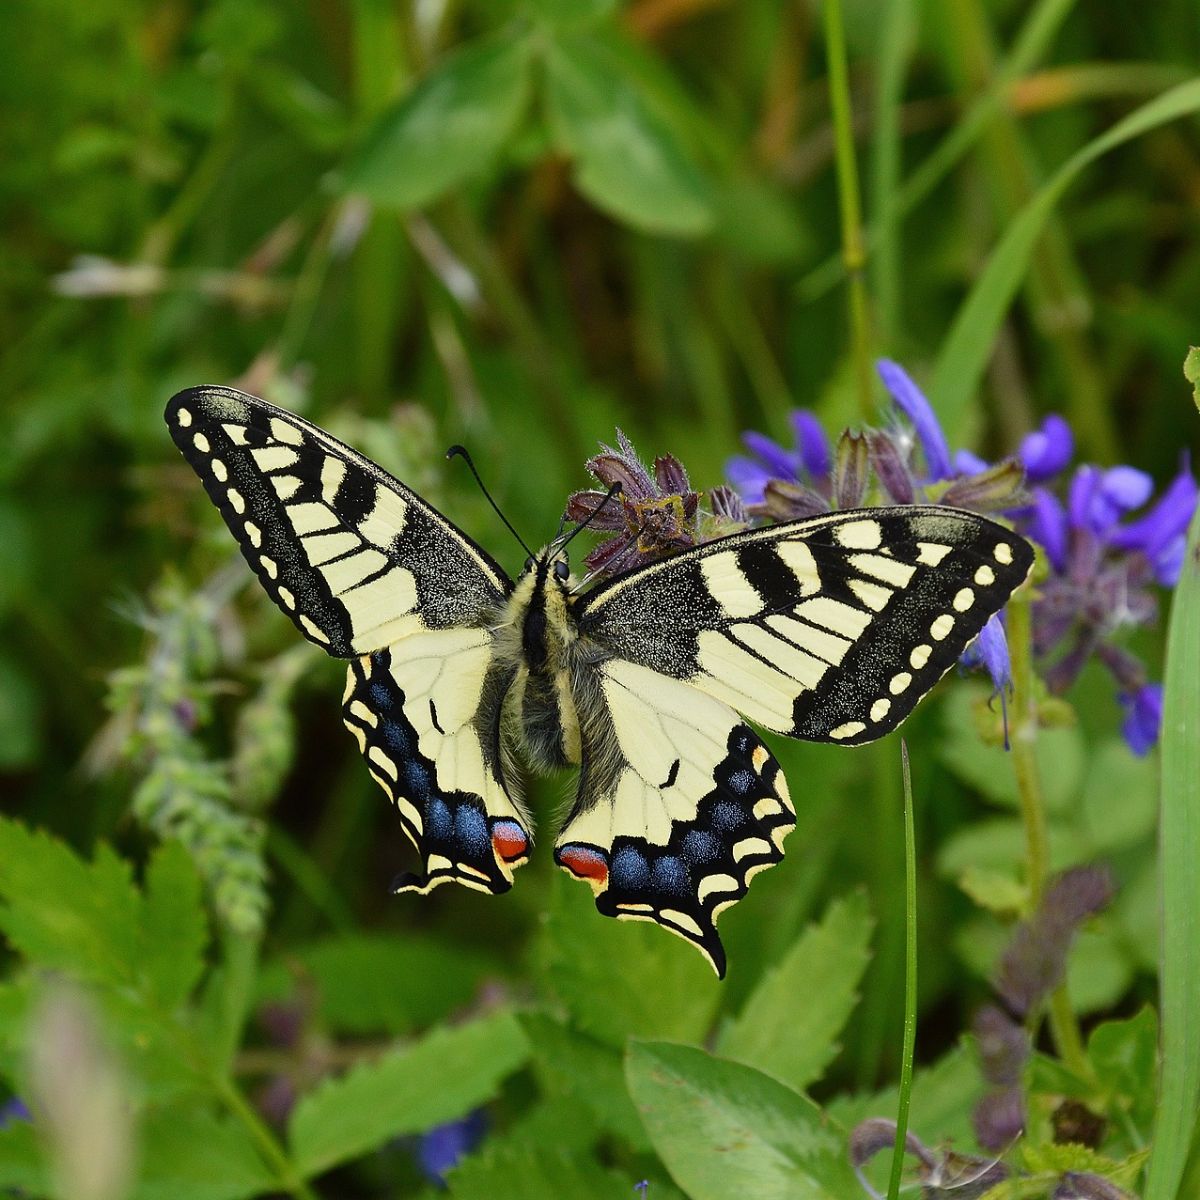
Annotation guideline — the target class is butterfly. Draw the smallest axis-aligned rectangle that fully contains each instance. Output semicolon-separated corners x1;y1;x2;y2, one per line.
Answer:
165;385;1034;976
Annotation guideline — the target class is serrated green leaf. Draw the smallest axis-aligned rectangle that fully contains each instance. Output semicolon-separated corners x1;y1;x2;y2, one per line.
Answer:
717;892;872;1092
939;684;1083;813
537;873;720;1047
957;865;1028;915
520;1012;649;1150
1186;347;1200;414
544;34;714;236
0;818;140;989
1088;1005;1158;1131
288;1009;529;1178
340;33;534;209
130;1104;277;1200
1080;739;1158;855
1022;1141;1149;1190
140;842;207;1012
626;1041;858;1200
449;1143;632;1200
256;933;493;1036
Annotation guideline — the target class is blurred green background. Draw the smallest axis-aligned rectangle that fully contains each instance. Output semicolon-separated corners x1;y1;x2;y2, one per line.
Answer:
2;0;1199;1197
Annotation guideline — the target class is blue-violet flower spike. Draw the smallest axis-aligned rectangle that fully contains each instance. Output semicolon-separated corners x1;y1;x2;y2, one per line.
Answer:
876;359;953;481
1119;683;1164;757
1019;415;1073;482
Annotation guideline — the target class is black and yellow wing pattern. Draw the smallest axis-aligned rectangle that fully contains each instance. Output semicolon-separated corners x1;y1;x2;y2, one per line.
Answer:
555;507;1033;972
165;386;531;894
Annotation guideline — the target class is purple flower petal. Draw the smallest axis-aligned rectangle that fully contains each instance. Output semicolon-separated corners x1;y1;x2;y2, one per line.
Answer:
1119;683;1163;755
417;1110;487;1185
954;448;990;475
1109;458;1198;583
0;1097;30;1127
1019;414;1073;482
877;359;953;481
1067;465;1152;535
1025;488;1069;572
742;431;801;482
726;456;772;506
962;612;1012;692
1100;465;1154;514
790;410;831;481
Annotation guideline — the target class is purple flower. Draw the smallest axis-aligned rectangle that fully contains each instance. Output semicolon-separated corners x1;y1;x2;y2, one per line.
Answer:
726;409;832;506
1109;456;1198;585
876;359;953;481
1119;684;1163;756
0;1097;30;1126
1019;415;1073;482
1068;465;1154;536
960;614;1013;695
417;1110;487;1186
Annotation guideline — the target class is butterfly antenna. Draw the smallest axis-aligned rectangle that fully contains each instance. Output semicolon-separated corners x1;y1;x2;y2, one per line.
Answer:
446;445;534;559
556;481;624;557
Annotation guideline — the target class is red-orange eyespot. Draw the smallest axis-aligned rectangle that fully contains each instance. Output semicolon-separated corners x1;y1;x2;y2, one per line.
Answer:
557;845;609;885
491;820;529;863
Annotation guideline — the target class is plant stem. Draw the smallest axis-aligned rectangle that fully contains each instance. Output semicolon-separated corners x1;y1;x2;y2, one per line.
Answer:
887;741;918;1200
822;0;873;420
1007;590;1090;1078
215;1074;320;1200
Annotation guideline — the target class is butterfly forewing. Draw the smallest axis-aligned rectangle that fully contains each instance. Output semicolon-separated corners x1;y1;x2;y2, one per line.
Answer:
577;507;1033;745
165;386;511;656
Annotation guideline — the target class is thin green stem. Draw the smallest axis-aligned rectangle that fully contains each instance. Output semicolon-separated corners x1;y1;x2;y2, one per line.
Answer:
822;0;873;420
887;741;918;1200
1007;590;1090;1079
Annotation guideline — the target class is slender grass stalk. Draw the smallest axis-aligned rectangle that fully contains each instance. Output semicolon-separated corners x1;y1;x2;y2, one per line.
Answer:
821;0;873;420
1007;590;1090;1079
869;0;916;345
1144;497;1200;1200
886;741;918;1200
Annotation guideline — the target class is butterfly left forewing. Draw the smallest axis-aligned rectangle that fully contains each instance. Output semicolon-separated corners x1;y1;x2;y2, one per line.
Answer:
343;627;532;895
577;506;1033;744
554;659;794;977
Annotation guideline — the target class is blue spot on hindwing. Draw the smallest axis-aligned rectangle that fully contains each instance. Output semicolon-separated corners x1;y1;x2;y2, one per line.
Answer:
710;800;747;832
454;803;489;855
682;829;720;864
610;847;650;889
428;798;452;839
650;855;689;896
726;768;756;796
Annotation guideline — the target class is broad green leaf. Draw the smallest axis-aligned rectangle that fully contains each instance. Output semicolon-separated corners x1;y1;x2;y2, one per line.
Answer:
626;1041;859;1200
0;818;140;989
519;1012;649;1150
1146;497;1200;1200
140;842;207;1013
256;932;494;1036
523;0;617;29
937;816;1076;878
340;34;534;209
717;892;872;1092
131;1105;277;1200
543;34;714;237
931;79;1200;443
1186;346;1200;414
1022;1142;1150;1191
536;873;721;1047
288;1009;529;1178
957;865;1028;916
1080;739;1158;854
449;1143;633;1200
1088;1006;1159;1132
939;684;1083;813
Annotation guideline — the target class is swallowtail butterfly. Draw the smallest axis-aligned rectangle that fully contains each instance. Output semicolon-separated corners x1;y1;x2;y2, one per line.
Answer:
165;386;1033;976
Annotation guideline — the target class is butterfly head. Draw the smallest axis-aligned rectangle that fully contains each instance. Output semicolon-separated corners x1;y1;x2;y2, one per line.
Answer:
522;547;574;589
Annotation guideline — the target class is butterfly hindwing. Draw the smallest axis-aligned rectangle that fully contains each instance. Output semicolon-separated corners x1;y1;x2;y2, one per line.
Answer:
343;628;532;895
554;660;794;977
165;386;511;656
578;506;1033;745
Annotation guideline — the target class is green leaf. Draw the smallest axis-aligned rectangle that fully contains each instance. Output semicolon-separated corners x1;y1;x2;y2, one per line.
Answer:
1146;493;1200;1200
543;33;714;237
288;1009;529;1178
449;1143;632;1200
140;842;207;1013
131;1105;277;1200
1186;346;1200;414
537;873;721;1047
523;0;617;30
626;1041;859;1199
1022;1142;1150;1191
957;866;1028;916
717;892;873;1092
339;33;534;210
939;683;1083;813
1080;739;1158;855
0;654;39;770
256;932;494;1036
931;79;1200;444
1088;1006;1159;1132
519;1012;649;1150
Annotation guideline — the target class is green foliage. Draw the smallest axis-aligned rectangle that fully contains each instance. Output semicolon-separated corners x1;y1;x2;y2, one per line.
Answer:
4;0;1199;1195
